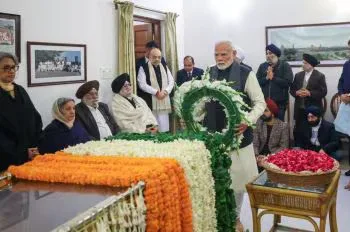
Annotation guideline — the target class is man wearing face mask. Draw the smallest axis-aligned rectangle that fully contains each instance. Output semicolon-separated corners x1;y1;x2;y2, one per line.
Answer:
253;99;289;172
75;80;118;140
290;54;327;134
257;44;293;121
137;48;174;132
294;106;340;159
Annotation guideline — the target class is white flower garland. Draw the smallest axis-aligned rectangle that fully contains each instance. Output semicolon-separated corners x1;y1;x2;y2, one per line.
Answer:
173;71;253;149
65;139;217;232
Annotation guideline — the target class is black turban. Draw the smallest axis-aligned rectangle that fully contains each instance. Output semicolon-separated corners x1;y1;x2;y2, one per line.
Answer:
266;44;281;57
303;53;320;67
75;80;99;99
111;73;130;93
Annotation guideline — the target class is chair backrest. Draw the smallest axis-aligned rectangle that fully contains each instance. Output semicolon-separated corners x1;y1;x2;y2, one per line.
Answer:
330;93;342;118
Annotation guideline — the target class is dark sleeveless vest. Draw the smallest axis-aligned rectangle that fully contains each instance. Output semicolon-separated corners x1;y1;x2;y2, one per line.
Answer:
206;62;253;148
137;59;168;109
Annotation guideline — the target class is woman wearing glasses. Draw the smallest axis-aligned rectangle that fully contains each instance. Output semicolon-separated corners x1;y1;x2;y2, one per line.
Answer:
0;52;43;171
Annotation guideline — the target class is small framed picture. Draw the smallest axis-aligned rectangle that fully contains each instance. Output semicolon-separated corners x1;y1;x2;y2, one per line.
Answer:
0;12;21;61
27;41;87;87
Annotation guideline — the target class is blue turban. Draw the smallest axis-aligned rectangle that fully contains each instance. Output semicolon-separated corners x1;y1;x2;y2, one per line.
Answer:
266;44;281;57
306;105;322;118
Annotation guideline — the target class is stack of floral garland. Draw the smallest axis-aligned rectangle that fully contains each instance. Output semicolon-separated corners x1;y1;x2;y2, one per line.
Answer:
8;154;193;232
64;138;217;232
106;132;237;232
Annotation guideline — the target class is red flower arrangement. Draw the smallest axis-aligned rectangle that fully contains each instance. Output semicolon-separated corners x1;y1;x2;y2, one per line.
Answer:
264;149;338;173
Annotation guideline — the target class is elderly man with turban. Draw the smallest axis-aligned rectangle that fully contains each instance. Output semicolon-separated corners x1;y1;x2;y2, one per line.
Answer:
294;106;340;159
290;53;327;134
75;80;118;140
257;44;293;121
111;73;158;133
234;45;252;71
253;98;289;172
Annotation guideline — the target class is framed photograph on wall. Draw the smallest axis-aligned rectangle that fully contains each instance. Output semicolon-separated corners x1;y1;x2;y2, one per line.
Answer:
0;12;21;61
27;41;87;87
266;22;350;67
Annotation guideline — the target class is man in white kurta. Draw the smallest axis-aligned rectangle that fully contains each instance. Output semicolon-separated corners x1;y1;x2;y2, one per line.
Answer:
207;41;266;232
137;48;174;132
111;73;158;133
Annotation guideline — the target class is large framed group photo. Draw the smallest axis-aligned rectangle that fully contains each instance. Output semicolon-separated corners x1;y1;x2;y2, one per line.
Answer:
266;22;350;67
27;42;87;87
0;12;21;61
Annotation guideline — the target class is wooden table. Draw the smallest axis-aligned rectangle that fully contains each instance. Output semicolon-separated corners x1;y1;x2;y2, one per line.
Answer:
246;170;340;232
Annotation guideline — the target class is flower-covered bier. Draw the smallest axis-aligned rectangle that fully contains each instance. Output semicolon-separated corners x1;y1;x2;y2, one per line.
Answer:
263;149;338;174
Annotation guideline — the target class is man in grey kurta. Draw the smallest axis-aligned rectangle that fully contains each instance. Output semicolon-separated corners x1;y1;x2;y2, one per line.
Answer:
206;41;266;231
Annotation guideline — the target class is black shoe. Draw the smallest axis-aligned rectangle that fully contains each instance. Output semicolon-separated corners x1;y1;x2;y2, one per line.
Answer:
345;170;350;176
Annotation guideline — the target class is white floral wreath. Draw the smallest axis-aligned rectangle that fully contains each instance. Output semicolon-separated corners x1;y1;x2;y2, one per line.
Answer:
173;70;253;149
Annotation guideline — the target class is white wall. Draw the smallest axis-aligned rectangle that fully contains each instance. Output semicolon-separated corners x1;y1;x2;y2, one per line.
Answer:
183;0;350;122
1;0;184;126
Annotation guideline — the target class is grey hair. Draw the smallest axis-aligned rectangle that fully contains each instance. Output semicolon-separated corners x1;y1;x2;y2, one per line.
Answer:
55;97;75;112
0;52;19;65
215;40;234;50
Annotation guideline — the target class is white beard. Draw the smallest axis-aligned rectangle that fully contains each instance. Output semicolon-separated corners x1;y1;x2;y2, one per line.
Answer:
217;62;232;70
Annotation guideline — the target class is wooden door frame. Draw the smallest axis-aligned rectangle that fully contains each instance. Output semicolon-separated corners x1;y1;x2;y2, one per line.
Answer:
133;16;161;49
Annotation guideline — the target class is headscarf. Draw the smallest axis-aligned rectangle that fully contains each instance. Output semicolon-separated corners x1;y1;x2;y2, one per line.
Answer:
52;98;75;129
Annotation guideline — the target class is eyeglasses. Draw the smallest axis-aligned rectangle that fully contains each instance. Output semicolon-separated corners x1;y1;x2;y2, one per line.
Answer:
123;83;132;88
1;65;19;72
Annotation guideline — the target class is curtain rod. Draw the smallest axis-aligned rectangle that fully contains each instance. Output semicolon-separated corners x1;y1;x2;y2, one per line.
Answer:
115;1;179;17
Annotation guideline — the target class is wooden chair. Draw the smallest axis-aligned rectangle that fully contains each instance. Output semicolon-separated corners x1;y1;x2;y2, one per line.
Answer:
330;93;342;118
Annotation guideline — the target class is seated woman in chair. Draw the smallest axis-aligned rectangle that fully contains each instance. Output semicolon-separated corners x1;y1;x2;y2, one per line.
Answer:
39;98;91;154
253;99;289;172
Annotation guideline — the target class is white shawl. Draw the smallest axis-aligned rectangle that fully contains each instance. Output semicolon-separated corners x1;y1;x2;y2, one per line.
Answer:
112;94;158;133
148;62;172;113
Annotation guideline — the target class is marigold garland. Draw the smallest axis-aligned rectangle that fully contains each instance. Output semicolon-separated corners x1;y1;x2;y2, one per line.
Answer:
65;139;217;232
108;132;237;232
8;154;193;232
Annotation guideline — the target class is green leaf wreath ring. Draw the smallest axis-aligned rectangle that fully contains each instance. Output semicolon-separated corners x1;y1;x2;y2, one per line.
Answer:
174;70;252;149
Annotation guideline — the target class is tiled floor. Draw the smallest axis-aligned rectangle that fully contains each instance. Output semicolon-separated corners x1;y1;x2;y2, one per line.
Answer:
240;169;350;232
